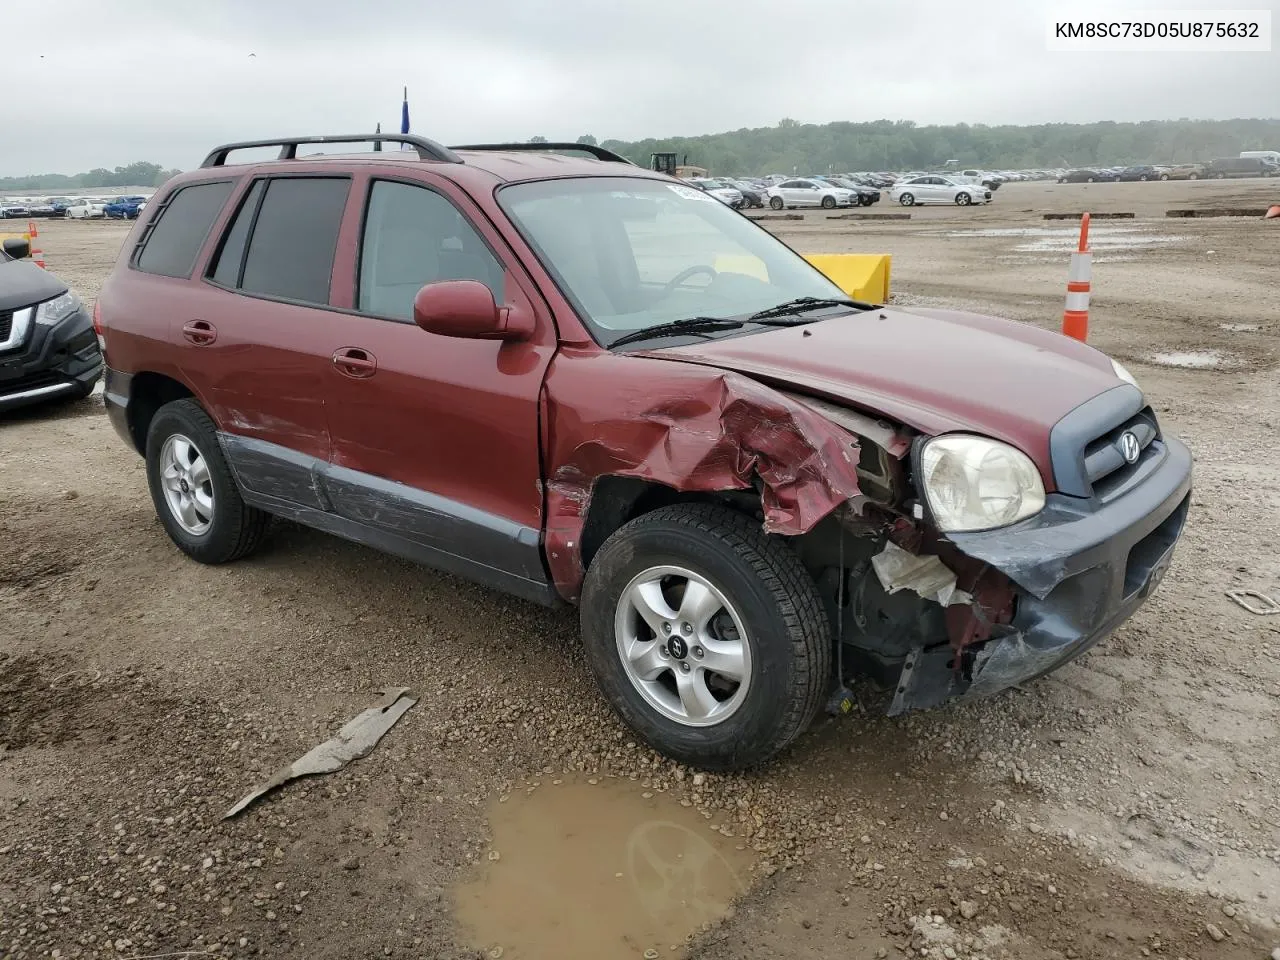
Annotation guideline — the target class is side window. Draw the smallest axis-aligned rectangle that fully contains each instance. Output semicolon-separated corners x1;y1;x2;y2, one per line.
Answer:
357;180;504;321
208;179;265;288
134;181;234;278
239;178;350;305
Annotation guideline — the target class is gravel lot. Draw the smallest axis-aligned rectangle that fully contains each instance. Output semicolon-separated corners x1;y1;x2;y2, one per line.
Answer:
2;179;1279;960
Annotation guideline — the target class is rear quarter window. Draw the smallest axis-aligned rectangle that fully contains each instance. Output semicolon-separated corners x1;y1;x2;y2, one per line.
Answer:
134;181;235;278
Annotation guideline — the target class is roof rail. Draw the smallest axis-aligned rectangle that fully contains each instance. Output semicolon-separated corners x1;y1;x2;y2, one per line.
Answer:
200;134;462;168
449;142;635;165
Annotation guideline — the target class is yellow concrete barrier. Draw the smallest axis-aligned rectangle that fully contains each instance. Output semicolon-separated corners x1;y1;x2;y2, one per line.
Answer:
711;252;892;303
802;254;891;303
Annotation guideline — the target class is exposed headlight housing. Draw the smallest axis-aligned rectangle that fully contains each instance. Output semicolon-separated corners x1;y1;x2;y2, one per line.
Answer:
34;291;81;328
1111;358;1139;390
919;435;1046;532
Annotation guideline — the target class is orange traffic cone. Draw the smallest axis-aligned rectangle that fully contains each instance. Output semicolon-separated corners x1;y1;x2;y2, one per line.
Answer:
1266;205;1280;219
27;219;38;238
1062;212;1091;342
32;248;46;269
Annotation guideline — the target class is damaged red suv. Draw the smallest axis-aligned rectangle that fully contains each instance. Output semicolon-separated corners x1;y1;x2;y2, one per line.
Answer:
99;135;1191;769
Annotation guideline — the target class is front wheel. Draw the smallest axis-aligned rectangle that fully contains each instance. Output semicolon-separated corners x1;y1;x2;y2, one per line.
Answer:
1159;174;1170;180
898;193;915;206
820;195;836;209
769;196;784;210
955;192;972;206
1188;173;1199;180
580;504;830;770
145;399;270;564
1087;177;1096;183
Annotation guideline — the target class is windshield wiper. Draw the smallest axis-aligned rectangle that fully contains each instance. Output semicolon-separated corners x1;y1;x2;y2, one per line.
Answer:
748;296;872;322
609;316;745;348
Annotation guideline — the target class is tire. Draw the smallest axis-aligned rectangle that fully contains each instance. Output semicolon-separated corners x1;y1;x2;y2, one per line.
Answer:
1139;175;1148;181
820;195;836;209
859;195;873;206
898;193;915;206
580;503;831;770
1188;173;1198;180
1215;172;1226;179
769;196;784;210
1159;174;1170;181
1086;177;1095;183
955;192;972;206
145;398;270;564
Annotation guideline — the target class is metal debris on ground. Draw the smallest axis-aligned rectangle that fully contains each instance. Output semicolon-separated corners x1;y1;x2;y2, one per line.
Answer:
1225;589;1280;615
223;687;418;818
1165;208;1271;218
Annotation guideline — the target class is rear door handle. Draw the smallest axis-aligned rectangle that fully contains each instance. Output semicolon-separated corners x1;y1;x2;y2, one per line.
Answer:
332;347;377;379
182;319;216;345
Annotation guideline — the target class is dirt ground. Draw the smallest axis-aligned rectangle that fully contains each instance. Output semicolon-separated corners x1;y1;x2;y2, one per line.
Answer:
2;179;1279;960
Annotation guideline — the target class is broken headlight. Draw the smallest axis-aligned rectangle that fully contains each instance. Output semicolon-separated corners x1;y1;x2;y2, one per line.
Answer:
919;435;1045;532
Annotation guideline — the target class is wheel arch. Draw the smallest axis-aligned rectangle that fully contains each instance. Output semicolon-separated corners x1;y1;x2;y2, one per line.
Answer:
578;476;762;576
123;371;197;455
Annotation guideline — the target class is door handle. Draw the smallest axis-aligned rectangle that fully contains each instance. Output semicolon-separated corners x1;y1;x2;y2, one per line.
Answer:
182;319;216;345
332;347;377;379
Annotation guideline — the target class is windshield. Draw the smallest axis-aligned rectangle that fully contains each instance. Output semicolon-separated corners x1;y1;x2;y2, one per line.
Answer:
500;176;851;345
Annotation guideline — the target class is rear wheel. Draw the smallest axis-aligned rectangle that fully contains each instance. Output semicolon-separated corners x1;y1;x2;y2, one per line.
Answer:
1087;177;1096;182
1188;173;1199;180
145;399;270;564
580;504;830;770
820;195;836;209
898;193;915;206
769;196;784;210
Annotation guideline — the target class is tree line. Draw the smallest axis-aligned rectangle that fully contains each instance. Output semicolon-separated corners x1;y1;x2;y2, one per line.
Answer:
7;118;1278;188
581;117;1280;175
0;161;183;192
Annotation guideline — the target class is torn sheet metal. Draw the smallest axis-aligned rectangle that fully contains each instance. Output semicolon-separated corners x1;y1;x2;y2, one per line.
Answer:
871;540;973;607
223;687;417;819
542;351;864;599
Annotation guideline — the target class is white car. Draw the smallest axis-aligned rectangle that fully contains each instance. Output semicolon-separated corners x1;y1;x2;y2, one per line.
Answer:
766;178;854;210
889;176;992;207
64;197;107;219
688;179;744;208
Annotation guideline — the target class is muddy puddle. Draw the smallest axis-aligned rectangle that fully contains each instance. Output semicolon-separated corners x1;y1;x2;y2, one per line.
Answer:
947;225;1186;253
1146;349;1236;369
453;778;755;959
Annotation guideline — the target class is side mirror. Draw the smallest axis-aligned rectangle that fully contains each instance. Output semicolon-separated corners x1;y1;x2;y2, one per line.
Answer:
412;280;532;341
2;237;30;261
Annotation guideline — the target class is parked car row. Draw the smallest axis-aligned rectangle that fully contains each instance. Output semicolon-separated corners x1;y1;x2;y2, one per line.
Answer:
1058;156;1278;182
0;194;154;220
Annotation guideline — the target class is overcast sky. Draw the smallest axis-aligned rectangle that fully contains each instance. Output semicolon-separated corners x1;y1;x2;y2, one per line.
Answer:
3;0;1276;175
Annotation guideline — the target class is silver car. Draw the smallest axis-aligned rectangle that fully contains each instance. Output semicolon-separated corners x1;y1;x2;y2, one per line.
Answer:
766;178;854;210
889;175;992;206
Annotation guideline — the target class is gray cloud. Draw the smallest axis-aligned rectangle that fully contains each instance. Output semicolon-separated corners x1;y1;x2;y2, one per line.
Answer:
4;0;1276;175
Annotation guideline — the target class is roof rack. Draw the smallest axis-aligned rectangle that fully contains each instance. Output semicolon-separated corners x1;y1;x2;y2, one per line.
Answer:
449;142;635;165
200;134;462;168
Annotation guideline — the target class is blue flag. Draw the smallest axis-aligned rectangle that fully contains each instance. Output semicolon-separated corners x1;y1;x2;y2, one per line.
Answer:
400;87;411;149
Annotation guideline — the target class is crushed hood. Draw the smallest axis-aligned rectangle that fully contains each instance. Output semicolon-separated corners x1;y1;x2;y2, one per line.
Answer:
650;306;1124;489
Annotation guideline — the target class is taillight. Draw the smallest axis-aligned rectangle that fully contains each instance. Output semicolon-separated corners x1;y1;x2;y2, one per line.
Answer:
93;300;106;354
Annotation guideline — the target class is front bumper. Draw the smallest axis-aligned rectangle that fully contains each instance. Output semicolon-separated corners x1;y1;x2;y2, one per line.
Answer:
890;434;1192;713
0;307;102;412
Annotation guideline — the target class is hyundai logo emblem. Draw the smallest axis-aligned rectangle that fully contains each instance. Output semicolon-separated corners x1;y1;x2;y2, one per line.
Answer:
1120;431;1141;464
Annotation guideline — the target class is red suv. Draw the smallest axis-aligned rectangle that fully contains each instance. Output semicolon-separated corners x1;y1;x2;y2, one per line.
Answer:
99;135;1191;769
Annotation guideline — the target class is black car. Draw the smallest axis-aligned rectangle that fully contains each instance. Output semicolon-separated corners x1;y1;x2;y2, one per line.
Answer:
1206;157;1278;179
729;180;765;208
1118;165;1161;182
831;178;881;205
0;238;103;413
1058;169;1109;183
